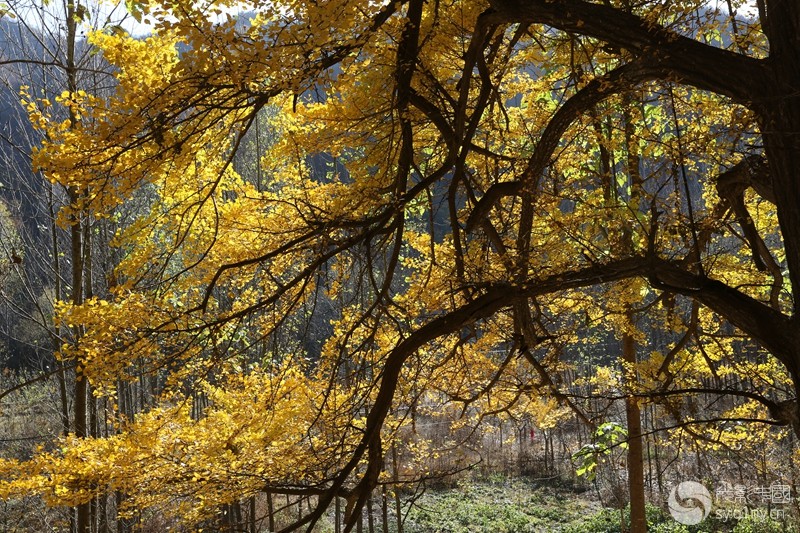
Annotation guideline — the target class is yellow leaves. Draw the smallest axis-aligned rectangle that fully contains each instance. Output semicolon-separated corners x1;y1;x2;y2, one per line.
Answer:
587;366;621;394
525;397;570;430
0;435;122;508
88;30;180;88
54;294;160;385
694;401;782;453
5;0;789;527
0;367;365;527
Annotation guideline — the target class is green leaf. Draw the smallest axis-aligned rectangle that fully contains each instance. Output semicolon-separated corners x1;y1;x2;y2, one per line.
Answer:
125;0;144;23
0;2;16;18
74;4;89;22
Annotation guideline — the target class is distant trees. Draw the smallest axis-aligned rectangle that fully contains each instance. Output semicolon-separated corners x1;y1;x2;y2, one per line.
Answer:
0;2;135;531
0;0;798;531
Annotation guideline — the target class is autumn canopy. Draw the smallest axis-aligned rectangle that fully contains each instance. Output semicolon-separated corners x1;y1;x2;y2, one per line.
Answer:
1;0;799;531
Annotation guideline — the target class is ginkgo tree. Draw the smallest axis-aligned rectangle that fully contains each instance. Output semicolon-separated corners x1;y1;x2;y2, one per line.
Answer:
1;0;799;531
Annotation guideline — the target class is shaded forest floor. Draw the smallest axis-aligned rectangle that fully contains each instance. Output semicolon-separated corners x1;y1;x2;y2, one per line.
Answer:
387;477;799;533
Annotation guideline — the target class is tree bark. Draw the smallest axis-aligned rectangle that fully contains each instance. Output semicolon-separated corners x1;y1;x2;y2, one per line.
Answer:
623;324;646;533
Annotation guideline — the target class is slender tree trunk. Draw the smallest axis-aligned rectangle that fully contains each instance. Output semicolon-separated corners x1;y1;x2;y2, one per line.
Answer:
49;184;71;438
267;490;275;532
621;92;647;533
334;495;341;533
68;189;88;533
623;324;646;533
366;491;375;533
98;492;108;533
391;444;403;533
49;182;74;533
62;0;91;529
249;495;256;533
645;406;654;498
381;485;389;533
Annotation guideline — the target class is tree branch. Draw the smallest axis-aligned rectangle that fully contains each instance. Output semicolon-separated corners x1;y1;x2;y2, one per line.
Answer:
467;60;667;232
488;0;767;103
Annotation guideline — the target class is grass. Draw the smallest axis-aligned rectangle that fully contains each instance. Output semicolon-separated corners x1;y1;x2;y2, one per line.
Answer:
403;477;596;532
398;476;799;533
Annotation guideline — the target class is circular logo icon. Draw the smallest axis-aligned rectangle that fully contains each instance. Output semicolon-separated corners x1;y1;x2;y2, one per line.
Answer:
668;481;712;525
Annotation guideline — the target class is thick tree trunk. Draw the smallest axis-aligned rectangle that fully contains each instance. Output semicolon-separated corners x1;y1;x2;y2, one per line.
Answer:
758;0;800;431
760;1;800;305
762;111;800;317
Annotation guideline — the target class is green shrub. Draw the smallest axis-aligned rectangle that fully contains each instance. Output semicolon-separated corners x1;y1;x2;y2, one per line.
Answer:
732;512;796;533
565;503;695;533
